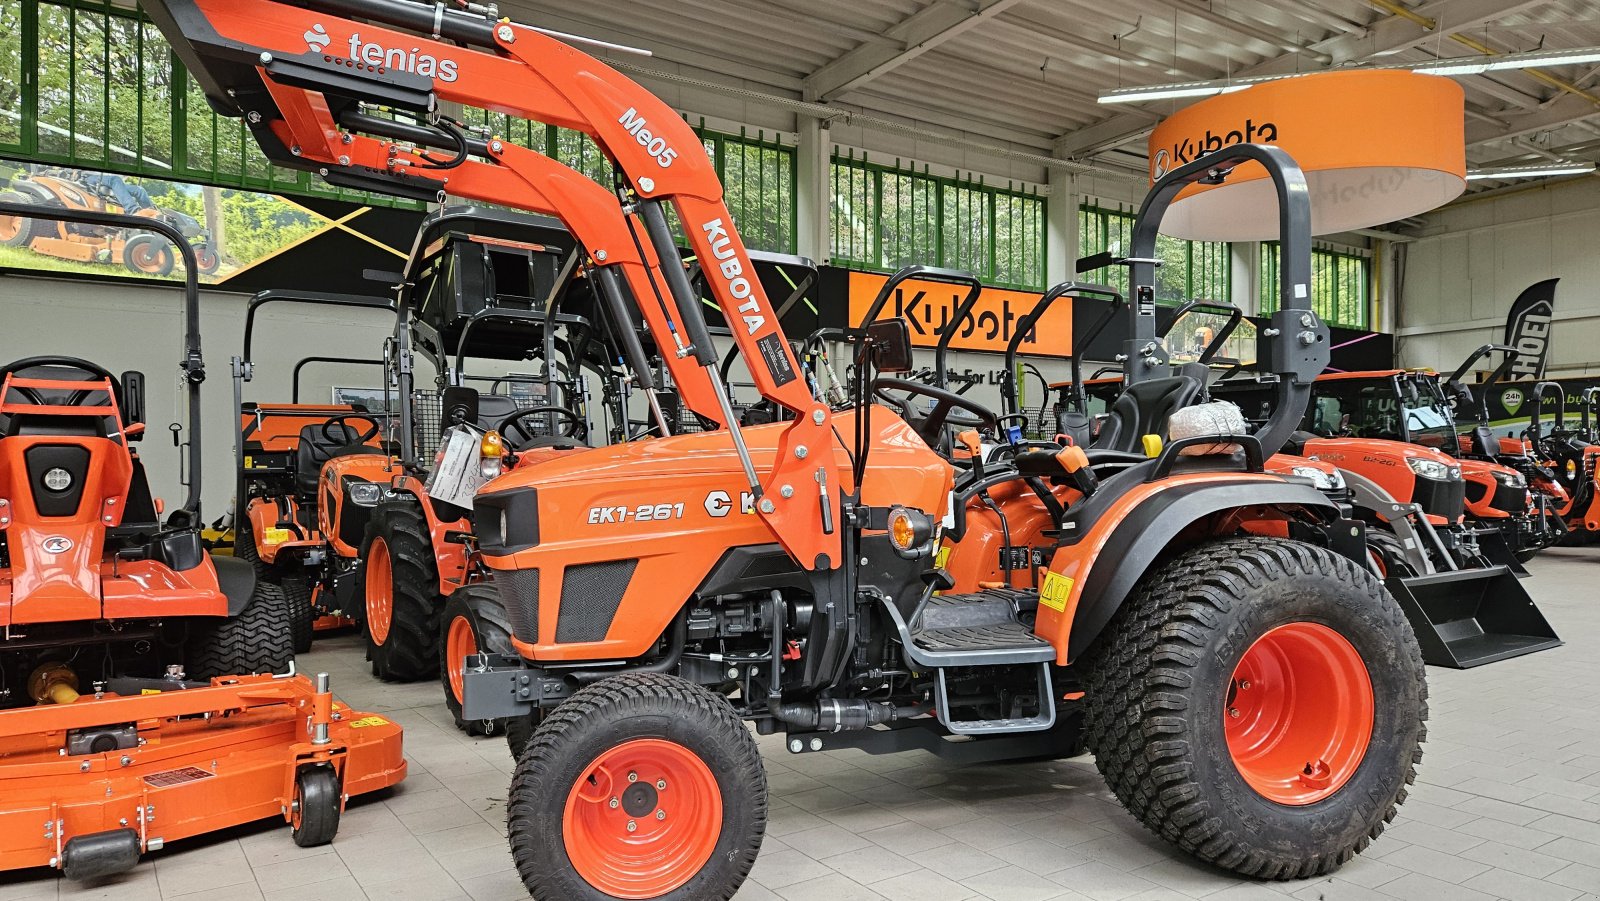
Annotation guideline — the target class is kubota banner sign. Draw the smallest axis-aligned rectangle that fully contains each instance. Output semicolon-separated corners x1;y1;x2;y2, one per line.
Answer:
847;271;1072;357
1147;70;1466;241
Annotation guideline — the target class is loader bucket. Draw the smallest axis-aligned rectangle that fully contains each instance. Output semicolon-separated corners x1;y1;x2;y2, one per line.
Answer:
1387;565;1561;668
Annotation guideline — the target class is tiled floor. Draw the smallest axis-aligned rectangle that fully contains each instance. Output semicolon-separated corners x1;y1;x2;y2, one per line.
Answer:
6;549;1600;901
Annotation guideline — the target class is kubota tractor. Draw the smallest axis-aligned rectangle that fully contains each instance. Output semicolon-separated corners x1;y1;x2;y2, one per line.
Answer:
1529;381;1600;542
0;202;405;880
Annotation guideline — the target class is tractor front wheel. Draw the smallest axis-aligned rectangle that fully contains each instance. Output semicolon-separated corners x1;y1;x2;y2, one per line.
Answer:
1083;537;1426;879
508;673;766;900
440;584;516;735
358;499;440;682
187;577;295;680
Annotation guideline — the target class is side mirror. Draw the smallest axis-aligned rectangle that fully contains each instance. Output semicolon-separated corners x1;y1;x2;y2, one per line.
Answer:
120;370;146;428
440;386;480;434
864;319;914;373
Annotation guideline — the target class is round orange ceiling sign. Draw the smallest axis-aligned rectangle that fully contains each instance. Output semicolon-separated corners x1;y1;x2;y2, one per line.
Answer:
1148;70;1465;241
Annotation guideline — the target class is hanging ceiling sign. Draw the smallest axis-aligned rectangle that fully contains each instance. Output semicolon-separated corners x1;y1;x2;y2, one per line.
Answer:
846;271;1073;356
1147;71;1466;241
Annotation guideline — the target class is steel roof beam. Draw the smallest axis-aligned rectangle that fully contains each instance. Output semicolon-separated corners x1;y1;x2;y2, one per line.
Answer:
803;0;1029;101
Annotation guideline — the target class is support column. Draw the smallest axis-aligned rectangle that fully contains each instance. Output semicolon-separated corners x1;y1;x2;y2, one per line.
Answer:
1045;167;1077;285
795;114;831;263
1231;242;1260;316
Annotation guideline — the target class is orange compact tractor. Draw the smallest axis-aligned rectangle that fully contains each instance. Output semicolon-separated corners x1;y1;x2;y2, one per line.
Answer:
149;0;1425;895
0;202;404;880
0;166;220;276
1529;381;1600;542
232;289;397;653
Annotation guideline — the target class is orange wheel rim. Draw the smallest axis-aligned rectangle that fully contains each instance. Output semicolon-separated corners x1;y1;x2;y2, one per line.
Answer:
132;246;162;271
365;539;393;645
0;216;19;242
562;739;722;898
1225;622;1374;806
446;614;478;704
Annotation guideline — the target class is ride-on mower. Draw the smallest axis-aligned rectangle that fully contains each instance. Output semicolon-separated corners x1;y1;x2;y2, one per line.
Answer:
0;203;405;879
150;0;1425;895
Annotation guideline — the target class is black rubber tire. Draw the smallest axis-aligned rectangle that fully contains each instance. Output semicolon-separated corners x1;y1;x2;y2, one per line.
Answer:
504;711;541;760
122;234;175;277
234;518;259;564
439;584;515;736
194;244;221;275
1366;529;1418;579
0;191;46;248
187;577;295;680
358;498;441;682
283;574;316;655
1081;537;1427;880
291;765;342;847
508;673;766;901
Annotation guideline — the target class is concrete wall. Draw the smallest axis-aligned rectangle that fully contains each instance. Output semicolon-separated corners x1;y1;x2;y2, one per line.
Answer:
1397;177;1600;377
0;275;398;518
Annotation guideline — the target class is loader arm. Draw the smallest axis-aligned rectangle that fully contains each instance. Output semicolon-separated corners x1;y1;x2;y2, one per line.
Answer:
141;0;843;569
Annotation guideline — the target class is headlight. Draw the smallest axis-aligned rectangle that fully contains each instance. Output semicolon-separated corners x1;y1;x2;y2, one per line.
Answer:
42;467;73;491
1407;457;1452;480
480;456;503;480
347;482;384;506
887;505;934;559
1493;470;1526;488
1290;465;1344;491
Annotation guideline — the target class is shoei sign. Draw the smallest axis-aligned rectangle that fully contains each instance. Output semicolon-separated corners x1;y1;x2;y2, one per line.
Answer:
846;271;1073;356
1148;71;1466;241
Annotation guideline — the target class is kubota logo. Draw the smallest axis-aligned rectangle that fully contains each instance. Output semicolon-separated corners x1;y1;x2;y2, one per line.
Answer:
700;219;766;335
304;23;330;53
41;535;73;554
1152;118;1279;176
303;22;460;82
1153;148;1171;179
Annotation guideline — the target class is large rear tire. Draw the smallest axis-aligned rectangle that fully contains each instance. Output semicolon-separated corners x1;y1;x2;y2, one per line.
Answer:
508;673;766;901
282;574;315;655
1082;537;1426;880
439;584;515;735
358;498;440;682
187;577;295;680
0;190;46;248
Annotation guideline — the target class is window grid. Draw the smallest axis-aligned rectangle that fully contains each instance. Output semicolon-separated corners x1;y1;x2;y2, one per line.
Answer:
1259;243;1370;329
1077;202;1230;304
831;151;1046;290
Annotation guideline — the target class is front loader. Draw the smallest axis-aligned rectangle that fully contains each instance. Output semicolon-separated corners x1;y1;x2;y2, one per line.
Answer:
146;0;1426;895
0;203;404;880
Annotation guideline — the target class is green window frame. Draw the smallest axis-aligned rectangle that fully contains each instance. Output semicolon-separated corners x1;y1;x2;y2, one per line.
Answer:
830;150;1046;290
1259;243;1370;329
1077;202;1230;304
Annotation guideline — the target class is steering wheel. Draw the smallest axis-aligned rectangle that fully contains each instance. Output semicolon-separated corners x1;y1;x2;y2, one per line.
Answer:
499;406;585;449
320;413;382;447
872;377;998;447
0;355;122;407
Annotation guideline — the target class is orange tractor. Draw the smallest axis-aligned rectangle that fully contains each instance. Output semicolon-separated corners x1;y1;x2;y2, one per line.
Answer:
152;0;1426;896
0;166;221;276
1529;382;1600;542
0;202;404;879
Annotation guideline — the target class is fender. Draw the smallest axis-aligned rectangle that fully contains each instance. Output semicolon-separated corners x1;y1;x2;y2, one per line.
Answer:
212;554;258;616
1037;475;1338;665
387;475;472;597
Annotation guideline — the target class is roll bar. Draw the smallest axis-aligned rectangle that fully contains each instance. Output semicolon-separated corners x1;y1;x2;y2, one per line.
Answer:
1443;343;1519;428
292;357;386;403
1125;145;1319;458
1162;299;1244;365
854;265;984;391
999;281;1122;418
0;200;205;516
1530;381;1566;446
241;290;395;363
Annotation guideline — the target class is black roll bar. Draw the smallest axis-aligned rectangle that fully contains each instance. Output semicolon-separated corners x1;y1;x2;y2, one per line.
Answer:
999;281;1122;418
241;290;396;363
292;357;387;403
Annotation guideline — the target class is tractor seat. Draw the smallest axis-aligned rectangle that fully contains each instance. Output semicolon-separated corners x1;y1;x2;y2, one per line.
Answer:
474;395;522;432
295;423;383;498
1091;375;1202;454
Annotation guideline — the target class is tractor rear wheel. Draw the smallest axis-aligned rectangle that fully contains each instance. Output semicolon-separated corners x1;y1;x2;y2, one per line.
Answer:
187;577;295;680
282;574;315;655
358;499;440;682
1082;537;1426;880
0;191;46;248
440;585;515;735
508;673;766;900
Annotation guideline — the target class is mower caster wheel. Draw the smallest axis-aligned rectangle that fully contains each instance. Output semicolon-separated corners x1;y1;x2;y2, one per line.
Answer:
509;673;766;900
291;765;342;848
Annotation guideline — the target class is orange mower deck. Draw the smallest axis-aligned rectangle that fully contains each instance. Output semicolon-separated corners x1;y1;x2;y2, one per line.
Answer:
0;672;405;879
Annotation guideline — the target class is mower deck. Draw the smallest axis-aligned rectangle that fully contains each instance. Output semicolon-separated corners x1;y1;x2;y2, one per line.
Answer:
0;673;405;878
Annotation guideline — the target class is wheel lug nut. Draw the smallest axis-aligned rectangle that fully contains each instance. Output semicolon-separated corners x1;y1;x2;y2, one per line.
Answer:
628;772;638;783
656;810;666;820
626;820;637;832
1240;680;1251;690
656;780;667;790
609;798;619;809
1229;708;1240;718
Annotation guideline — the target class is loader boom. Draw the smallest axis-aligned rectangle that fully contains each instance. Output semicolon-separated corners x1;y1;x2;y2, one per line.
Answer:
142;0;843;569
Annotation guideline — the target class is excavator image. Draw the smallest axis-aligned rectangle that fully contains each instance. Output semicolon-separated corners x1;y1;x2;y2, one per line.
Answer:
0;202;404;879
149;1;1426;898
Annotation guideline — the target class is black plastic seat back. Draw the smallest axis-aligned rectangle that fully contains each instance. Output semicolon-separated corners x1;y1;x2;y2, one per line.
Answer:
1092;376;1202;454
1055;410;1093;448
474;394;521;432
295;423;382;498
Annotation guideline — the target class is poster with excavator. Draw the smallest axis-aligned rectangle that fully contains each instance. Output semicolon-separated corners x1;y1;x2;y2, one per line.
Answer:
0;160;327;283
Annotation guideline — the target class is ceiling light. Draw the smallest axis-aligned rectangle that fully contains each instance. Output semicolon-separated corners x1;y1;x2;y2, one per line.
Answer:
1465;163;1596;181
1098;79;1264;105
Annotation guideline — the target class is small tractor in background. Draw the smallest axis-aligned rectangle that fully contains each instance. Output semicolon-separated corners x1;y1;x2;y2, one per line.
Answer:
1529;381;1600;542
0;201;404;880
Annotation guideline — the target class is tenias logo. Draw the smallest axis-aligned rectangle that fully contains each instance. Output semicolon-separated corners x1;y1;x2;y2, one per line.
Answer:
303;22;460;82
1152;119;1279;175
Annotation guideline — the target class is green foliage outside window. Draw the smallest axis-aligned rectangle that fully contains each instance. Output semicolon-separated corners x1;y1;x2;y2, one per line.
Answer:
1259;242;1370;329
1077;203;1229;305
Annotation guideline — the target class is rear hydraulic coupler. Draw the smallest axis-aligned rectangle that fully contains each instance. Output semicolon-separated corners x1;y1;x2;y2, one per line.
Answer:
775;699;930;733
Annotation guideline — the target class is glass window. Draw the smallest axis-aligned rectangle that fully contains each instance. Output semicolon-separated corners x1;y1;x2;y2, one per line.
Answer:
1260;243;1370;329
0;0;22;149
1078;202;1229;303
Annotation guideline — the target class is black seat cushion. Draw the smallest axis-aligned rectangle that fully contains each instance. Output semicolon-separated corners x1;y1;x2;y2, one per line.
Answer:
474;395;522;432
295;423;383;499
1092;376;1202;454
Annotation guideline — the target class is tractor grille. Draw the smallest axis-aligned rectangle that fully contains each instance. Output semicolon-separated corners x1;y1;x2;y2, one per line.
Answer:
1415;476;1467;521
499;569;540;645
1492;482;1528;515
555;560;637;643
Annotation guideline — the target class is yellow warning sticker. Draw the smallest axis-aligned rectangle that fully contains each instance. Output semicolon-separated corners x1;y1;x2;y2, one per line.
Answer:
1039;571;1073;613
243;455;254;469
263;527;291;545
141;688;162;695
934;545;950;570
349;716;390;728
